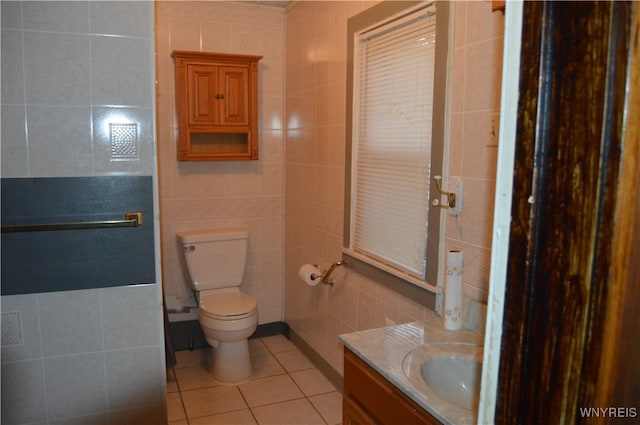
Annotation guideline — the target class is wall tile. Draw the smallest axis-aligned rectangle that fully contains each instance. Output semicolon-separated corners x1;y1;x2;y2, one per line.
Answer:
90;1;153;37
1;1;22;29
466;1;505;44
105;347;164;411
200;20;233;52
454;177;496;249
44;353;108;420
100;284;161;350
107;405;164;425
1;294;42;363
1;30;24;104
38;290;103;357
51;412;109;425
452;47;466;114
91;36;152;107
169;16;200;51
26;105;93;177
23;32;91;106
463;37;503;112
461;110;500;179
22;1;89;33
1;359;47;424
0;106;28;177
454;1;467;49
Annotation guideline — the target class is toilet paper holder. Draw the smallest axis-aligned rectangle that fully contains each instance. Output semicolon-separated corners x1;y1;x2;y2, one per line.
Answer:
312;259;348;286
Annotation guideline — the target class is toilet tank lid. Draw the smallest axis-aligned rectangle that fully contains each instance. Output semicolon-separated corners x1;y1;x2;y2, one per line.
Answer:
177;227;249;244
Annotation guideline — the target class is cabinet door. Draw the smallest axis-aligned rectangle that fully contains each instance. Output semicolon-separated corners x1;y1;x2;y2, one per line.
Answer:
187;64;219;126
218;66;249;126
344;396;379;425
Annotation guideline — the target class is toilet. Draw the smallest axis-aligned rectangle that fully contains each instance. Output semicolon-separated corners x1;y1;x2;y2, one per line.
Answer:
177;227;258;384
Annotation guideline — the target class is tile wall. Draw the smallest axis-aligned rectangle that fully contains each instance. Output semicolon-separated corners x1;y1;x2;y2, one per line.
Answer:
284;1;504;374
0;1;165;424
155;1;286;325
446;1;505;302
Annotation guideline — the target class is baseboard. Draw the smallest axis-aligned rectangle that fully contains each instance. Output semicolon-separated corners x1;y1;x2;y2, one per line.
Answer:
289;330;344;393
168;320;290;351
251;321;290;339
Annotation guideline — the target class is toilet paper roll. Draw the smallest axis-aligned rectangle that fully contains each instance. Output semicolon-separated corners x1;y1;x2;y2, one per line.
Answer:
444;250;464;330
299;264;322;286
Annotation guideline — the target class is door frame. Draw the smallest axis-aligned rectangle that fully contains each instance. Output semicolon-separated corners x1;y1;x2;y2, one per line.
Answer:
480;1;639;422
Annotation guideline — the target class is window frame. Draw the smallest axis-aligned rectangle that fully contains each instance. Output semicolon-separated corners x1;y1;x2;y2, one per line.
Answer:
343;1;452;307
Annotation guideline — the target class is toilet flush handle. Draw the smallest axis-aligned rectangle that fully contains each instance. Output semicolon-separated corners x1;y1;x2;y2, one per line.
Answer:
184;245;196;252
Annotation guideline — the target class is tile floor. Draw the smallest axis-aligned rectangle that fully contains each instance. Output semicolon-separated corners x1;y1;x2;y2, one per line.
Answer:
167;335;343;425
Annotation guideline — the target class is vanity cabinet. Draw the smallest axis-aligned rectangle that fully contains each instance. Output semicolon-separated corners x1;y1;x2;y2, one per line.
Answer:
343;347;441;425
172;51;262;161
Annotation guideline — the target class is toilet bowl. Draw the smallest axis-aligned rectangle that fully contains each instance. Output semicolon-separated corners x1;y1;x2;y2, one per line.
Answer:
198;289;257;383
177;228;258;384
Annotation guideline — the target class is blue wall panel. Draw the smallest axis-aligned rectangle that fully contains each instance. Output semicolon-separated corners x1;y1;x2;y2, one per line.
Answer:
1;176;155;295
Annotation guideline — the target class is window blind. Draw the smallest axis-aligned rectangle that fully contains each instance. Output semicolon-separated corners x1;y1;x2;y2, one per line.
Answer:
350;4;437;279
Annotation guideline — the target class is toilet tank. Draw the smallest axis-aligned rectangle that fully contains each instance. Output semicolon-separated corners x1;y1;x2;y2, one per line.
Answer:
177;227;248;291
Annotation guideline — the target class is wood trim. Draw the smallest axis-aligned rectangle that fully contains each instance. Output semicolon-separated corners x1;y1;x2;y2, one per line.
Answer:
497;1;636;423
593;2;640;415
172;50;263;65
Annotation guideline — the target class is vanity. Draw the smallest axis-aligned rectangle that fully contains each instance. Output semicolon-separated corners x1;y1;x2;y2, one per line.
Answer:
340;315;484;425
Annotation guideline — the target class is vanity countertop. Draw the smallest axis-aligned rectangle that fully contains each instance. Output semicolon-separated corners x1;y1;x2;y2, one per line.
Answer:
339;314;483;425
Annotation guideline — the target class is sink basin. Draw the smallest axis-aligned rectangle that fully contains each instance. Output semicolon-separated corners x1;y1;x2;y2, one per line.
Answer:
403;343;482;411
421;355;481;410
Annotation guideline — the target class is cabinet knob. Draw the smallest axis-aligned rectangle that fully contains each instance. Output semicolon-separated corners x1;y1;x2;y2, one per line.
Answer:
215;94;225;100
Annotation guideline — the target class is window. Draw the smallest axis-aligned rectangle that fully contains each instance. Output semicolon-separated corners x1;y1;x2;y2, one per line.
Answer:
344;1;451;300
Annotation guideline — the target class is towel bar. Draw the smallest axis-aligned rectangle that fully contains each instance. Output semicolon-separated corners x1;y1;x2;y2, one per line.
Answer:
1;212;142;233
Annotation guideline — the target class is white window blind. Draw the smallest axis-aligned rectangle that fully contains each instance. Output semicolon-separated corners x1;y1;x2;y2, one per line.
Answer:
350;4;436;280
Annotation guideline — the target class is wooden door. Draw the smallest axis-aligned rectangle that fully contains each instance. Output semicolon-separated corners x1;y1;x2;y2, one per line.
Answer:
187;64;219;126
218;66;249;126
496;1;639;423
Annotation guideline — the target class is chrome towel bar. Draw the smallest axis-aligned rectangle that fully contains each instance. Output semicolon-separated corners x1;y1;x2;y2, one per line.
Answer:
1;212;142;233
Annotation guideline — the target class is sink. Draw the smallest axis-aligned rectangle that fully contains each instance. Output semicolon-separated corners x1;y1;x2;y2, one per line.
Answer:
421;355;481;410
403;343;482;411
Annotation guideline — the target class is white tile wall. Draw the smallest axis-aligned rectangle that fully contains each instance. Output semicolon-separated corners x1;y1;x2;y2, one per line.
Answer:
446;1;505;302
155;1;286;325
0;1;165;424
1;286;165;425
1;1;156;178
284;1;504;375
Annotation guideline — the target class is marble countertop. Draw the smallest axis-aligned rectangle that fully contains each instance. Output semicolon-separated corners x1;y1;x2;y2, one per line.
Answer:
339;314;483;425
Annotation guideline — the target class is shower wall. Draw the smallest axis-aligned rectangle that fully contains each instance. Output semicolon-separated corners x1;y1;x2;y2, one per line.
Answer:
0;2;165;423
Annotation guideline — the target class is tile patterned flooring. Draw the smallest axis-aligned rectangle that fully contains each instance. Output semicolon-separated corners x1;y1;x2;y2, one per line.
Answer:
167;335;343;425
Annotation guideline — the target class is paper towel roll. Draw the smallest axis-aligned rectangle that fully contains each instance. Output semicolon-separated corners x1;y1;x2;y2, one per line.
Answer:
444;250;463;330
298;264;322;286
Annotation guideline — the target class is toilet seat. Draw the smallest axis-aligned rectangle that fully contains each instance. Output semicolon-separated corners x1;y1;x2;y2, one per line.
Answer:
199;291;257;321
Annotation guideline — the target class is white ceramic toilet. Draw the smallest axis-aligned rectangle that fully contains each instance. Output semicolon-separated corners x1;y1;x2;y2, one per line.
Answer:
177;227;258;384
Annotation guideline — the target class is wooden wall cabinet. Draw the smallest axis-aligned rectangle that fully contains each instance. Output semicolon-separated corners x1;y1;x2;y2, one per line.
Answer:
172;51;262;161
343;348;442;425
